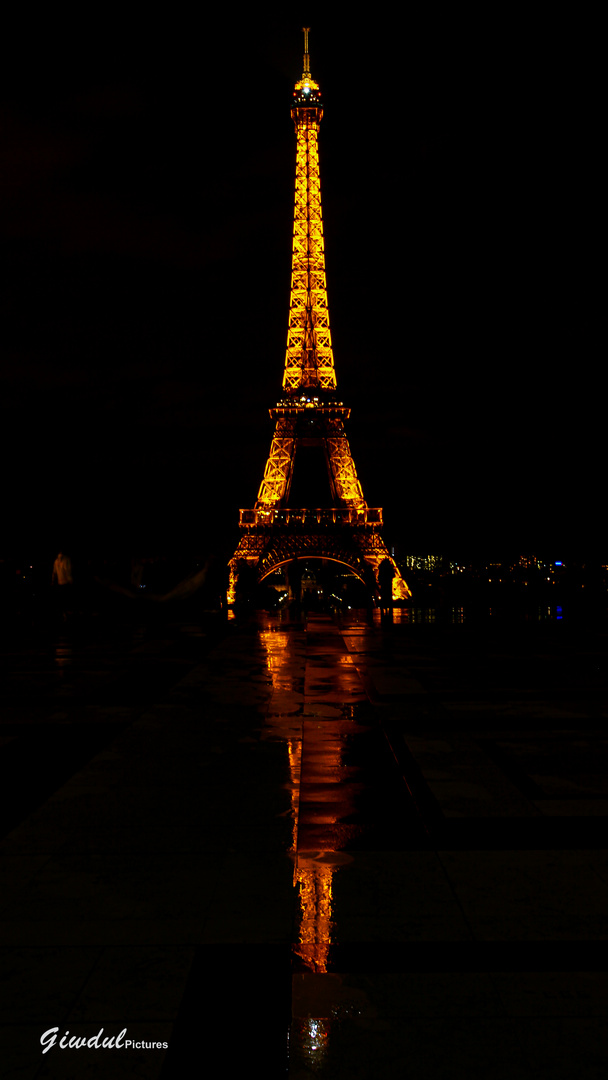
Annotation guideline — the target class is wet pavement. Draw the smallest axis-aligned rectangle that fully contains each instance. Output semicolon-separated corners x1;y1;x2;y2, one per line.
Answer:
1;607;608;1077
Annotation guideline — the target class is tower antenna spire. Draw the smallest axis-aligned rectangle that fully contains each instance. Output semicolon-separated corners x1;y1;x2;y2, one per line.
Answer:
302;26;311;76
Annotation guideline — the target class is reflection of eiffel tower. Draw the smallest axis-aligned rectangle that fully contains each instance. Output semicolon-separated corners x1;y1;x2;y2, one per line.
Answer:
228;30;410;604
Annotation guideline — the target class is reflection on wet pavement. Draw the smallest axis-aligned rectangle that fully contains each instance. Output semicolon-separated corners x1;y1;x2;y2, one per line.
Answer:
2;607;608;1077
258;611;431;1073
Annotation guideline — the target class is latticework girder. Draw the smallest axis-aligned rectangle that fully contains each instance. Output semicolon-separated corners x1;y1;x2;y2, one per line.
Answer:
283;106;336;392
324;419;366;508
254;409;365;512
227;33;411;606
255;418;296;507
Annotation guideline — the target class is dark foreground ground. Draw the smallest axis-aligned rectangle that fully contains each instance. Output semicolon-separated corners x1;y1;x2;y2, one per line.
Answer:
1;600;607;1078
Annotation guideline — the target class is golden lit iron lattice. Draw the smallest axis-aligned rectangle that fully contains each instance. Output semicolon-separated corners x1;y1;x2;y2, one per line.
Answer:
227;30;410;604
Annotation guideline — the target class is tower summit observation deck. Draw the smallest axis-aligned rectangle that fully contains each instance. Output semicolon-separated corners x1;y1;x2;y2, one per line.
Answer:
227;30;410;605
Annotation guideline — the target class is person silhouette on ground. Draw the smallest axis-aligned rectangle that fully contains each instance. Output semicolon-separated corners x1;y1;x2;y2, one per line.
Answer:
378;558;395;613
52;552;73;621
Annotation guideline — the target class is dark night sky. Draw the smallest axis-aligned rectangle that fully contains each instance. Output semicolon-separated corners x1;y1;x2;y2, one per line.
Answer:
1;12;601;565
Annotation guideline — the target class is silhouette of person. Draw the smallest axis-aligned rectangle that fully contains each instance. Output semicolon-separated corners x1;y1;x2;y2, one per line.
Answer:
52;552;73;587
378;558;395;613
52;552;73;621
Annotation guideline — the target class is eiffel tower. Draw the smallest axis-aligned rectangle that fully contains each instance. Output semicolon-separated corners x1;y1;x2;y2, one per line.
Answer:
228;30;410;606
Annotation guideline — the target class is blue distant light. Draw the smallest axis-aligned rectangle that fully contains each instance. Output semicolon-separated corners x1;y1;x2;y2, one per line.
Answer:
555;561;562;566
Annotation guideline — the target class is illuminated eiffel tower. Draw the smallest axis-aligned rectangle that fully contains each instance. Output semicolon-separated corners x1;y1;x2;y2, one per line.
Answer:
228;30;410;605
